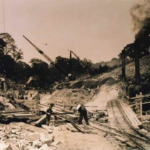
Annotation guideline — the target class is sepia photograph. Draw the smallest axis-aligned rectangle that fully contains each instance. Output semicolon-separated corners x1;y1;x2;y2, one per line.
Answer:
0;0;150;149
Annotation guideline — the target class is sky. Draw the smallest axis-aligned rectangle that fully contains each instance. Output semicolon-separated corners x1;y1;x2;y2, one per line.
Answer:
0;0;140;64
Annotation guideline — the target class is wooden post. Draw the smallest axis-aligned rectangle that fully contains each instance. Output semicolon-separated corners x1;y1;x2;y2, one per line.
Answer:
140;92;143;116
69;51;72;74
3;81;7;92
135;43;140;85
122;50;126;82
140;99;142;116
135;101;138;109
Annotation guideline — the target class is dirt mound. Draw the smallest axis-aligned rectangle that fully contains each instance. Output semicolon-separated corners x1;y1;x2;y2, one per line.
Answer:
86;83;119;111
71;80;98;89
105;77;118;85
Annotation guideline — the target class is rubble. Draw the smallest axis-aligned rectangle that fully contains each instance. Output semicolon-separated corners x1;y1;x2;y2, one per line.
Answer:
1;64;145;150
0;142;11;150
39;144;51;150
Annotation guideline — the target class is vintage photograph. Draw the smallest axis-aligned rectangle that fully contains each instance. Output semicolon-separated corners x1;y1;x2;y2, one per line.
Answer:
0;0;150;149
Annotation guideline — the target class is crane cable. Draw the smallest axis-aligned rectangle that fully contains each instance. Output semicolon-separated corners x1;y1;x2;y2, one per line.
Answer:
2;0;5;33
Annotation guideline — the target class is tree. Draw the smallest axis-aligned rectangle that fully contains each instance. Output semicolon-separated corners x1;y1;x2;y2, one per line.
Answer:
30;58;50;88
0;54;15;79
0;33;23;61
0;38;6;53
55;56;70;75
13;61;31;83
82;58;92;71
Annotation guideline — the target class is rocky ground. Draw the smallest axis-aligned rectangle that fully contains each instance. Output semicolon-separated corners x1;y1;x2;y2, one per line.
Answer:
0;80;121;150
0;55;150;150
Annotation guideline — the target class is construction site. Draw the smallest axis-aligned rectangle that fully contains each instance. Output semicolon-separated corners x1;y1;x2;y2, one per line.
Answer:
1;0;150;150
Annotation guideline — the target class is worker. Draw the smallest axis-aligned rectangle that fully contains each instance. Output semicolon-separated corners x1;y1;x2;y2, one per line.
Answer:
46;103;54;126
10;94;14;101
76;104;89;125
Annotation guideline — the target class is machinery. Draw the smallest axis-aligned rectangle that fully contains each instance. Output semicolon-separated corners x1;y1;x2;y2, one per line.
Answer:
23;36;90;84
68;50;86;71
23;36;69;80
68;50;90;80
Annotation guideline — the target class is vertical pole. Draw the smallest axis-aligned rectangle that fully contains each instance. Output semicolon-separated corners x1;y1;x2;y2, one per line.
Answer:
139;92;143;116
136;101;138;109
135;44;140;84
3;81;7;92
69;51;72;73
140;99;142;116
2;0;5;33
122;50;126;82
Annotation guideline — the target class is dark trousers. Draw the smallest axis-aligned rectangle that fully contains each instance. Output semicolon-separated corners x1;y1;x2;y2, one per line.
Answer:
78;110;89;125
46;114;51;126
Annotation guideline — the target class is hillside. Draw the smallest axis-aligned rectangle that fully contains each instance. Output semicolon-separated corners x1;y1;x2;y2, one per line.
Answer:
92;54;150;82
92;58;121;68
0;54;150;150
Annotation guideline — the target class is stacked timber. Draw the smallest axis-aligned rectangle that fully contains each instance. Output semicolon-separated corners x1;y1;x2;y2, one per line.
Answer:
35;101;88;133
118;100;142;129
0;108;40;123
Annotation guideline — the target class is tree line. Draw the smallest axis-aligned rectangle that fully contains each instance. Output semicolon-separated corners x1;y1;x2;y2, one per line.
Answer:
0;33;110;90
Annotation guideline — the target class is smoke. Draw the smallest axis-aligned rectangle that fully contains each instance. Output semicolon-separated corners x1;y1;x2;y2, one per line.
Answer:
131;0;150;40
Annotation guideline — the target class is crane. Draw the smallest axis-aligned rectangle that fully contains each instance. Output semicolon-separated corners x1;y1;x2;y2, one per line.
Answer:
68;50;85;68
23;35;69;79
68;50;90;80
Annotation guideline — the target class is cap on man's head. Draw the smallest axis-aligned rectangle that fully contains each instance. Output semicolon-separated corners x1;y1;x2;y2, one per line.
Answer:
50;103;54;107
76;104;81;110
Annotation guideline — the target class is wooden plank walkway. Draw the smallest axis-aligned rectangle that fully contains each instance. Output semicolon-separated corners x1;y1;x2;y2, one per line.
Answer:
118;100;142;129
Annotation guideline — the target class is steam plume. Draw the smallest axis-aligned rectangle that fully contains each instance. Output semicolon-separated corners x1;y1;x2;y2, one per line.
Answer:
131;0;150;40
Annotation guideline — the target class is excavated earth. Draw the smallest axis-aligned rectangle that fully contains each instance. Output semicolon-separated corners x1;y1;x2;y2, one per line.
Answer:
0;55;150;150
0;78;121;150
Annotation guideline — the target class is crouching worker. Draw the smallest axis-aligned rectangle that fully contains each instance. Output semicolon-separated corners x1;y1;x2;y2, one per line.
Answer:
46;103;54;126
76;104;89;125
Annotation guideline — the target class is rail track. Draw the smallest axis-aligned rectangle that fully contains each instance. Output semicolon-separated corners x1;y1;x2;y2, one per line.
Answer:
90;99;150;150
110;100;150;150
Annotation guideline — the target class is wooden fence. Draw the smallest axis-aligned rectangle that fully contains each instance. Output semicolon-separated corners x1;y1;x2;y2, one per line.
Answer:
119;88;150;117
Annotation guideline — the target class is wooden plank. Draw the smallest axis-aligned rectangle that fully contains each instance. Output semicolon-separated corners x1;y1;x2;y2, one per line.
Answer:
130;94;150;100
115;136;128;143
130;102;150;107
52;112;74;115
2;111;30;115
68;121;85;133
140;100;142;116
118;100;141;128
35;114;46;125
13;114;34;117
54;105;74;114
126;142;136;148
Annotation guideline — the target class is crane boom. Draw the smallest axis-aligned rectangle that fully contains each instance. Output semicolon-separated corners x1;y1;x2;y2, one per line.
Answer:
68;50;85;67
69;50;80;60
23;35;68;78
23;35;54;64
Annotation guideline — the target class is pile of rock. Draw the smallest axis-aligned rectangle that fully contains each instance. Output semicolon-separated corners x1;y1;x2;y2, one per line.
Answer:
89;110;109;123
0;122;62;150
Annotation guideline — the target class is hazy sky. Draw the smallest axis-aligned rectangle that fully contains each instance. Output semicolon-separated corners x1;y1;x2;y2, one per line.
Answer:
0;0;139;64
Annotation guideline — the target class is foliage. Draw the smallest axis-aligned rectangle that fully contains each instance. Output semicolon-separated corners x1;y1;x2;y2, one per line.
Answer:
0;33;111;89
29;58;50;88
0;54;15;79
0;33;23;61
13;61;31;83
